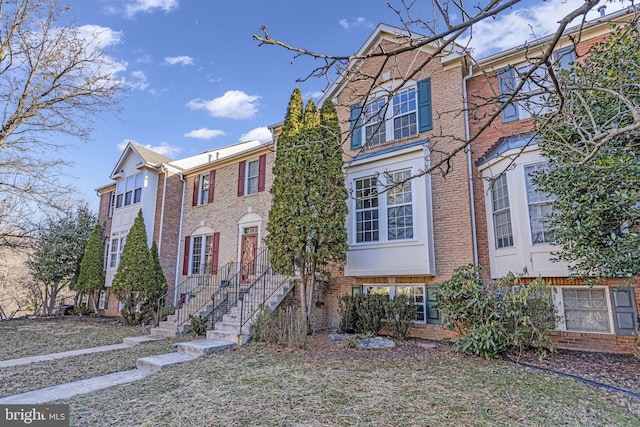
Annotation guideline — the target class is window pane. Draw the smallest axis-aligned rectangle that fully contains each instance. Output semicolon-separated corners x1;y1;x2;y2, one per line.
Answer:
246;160;259;195
525;163;555;244
200;174;210;205
387;170;413;240
191;236;202;275
492;174;514;248
355;177;379;243
392;88;417;139
397;286;426;322
133;188;142;204
364;98;386;146
562;288;610;332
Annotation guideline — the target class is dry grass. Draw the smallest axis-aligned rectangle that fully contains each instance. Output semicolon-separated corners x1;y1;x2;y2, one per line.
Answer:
1;318;639;426
63;340;640;426
0;316;146;360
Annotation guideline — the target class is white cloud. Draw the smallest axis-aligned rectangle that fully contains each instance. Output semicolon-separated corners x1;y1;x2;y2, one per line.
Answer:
184;128;226;140
240;127;272;143
117;139;181;157
339;17;370;30
164;55;194;65
186;90;261;120
464;0;632;57
125;0;179;17
124;70;149;90
76;25;122;49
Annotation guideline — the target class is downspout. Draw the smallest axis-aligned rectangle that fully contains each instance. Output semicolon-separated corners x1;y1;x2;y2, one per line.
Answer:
157;165;168;252
173;171;186;306
463;61;479;266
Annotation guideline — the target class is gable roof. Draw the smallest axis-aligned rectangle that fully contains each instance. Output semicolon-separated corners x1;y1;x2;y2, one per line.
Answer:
321;23;466;104
110;141;174;179
168;140;268;174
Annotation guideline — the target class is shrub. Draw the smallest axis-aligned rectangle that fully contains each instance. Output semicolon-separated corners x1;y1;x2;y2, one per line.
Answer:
337;293;361;333
436;265;557;359
188;314;208;336
355;294;388;335
385;293;416;340
252;306;307;349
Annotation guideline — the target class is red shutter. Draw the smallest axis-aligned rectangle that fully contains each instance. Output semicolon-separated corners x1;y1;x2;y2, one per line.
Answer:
182;236;191;275
208;170;216;204
192;176;199;207
237;161;245;196
258;154;266;192
211;232;220;274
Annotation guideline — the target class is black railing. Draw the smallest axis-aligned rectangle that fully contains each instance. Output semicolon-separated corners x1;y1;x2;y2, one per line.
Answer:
155;261;235;328
209;247;292;335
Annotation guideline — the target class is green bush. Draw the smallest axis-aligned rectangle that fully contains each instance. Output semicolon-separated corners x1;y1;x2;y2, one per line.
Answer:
188;314;208;336
435;265;557;359
385;293;416;340
355;294;388;335
337;293;361;333
252;306;307;349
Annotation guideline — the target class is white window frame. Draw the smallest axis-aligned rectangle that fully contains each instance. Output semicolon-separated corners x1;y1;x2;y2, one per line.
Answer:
190;235;213;275
363;284;428;324
115;172;144;209
245;159;260;195
353;168;415;245
199;173;210;205
98;290;107;309
103;239;110;270
525;163;555;244
108;233;126;269
491;174;514;249
554;286;613;334
361;84;417;147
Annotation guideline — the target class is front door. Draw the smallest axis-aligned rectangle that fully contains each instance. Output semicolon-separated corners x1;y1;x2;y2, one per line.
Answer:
240;229;258;282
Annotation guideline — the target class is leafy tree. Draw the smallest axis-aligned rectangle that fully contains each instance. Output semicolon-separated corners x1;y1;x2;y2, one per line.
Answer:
111;210;153;325
535;22;640;282
75;224;105;313
0;0;123;248
267;90;348;331
145;241;168;320
27;205;97;315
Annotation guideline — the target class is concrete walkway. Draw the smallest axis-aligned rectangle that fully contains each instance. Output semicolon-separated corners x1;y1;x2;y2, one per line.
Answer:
0;337;234;404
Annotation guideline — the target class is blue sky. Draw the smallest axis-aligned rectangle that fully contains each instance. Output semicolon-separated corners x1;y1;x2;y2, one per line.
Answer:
57;0;628;210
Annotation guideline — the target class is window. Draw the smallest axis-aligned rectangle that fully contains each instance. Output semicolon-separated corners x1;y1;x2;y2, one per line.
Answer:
183;233;220;275
392;87;417;140
387;170;413;240
354;169;414;244
199;174;210;205
556;288;611;333
98;290;107;310
237;155;266;197
355;176;379;243
103;239;110;270
363;285;439;324
192;170;216;206
554;46;576;70
105;191;115;218
350;78;432;149
108;235;126;269
525;163;555;244
115;172;143;208
498;64;551;122
246;160;259;195
492;174;514;248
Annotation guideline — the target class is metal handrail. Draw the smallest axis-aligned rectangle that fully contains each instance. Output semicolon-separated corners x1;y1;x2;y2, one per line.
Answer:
155;261;235;327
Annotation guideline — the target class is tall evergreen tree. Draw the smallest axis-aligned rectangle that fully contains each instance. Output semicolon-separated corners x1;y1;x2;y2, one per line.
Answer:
146;241;168;313
267;90;348;330
111;210;152;325
76;224;105;313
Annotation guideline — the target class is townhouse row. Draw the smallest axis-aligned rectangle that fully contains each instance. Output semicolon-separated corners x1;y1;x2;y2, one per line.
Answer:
93;9;638;353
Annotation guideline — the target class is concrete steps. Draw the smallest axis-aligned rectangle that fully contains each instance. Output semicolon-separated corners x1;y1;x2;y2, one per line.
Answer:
135;338;235;372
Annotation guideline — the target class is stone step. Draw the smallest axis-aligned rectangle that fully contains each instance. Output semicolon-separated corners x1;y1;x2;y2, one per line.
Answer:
174;339;234;357
206;329;249;345
136;352;196;373
150;327;181;338
158;320;179;330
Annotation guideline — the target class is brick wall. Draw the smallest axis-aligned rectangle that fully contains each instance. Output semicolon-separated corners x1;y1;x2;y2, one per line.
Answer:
154;170;183;294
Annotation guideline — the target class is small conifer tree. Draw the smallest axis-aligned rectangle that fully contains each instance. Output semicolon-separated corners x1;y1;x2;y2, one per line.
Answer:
76;224;105;313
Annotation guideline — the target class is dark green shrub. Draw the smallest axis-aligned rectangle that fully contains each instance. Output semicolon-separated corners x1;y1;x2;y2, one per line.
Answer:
385;293;416;340
337;293;361;333
436;265;557;359
188;314;208;336
355;294;388;335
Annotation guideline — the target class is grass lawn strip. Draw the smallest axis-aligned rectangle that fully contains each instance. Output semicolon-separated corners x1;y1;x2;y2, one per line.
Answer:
0;338;189;398
62;344;640;427
0;317;145;360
